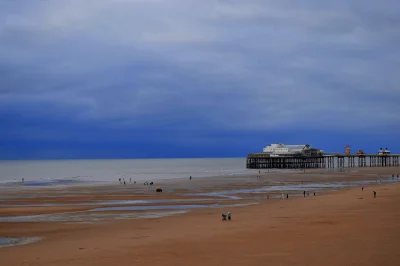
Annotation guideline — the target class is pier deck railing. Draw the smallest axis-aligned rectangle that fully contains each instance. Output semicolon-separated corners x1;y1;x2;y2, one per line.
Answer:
246;153;400;169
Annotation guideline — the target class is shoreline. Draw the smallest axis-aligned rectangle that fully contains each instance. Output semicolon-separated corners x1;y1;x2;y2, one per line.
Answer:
3;160;395;190
1;166;398;190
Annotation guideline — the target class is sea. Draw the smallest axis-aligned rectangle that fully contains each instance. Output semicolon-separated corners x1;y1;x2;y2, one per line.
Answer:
0;158;254;186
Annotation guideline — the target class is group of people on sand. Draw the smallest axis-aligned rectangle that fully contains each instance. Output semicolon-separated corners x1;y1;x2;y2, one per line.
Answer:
363;172;399;198
278;191;316;199
117;175;194;186
118;177;137;185
269;172;396;201
256;170;273;178
302;191;316;197
361;185;377;198
265;191;317;200
221;212;231;221
118;177;157;186
376;173;399;183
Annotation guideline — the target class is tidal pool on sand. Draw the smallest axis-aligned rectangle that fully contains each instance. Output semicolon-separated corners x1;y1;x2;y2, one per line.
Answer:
91;203;258;212
0;198;231;208
0;237;41;248
0;210;189;223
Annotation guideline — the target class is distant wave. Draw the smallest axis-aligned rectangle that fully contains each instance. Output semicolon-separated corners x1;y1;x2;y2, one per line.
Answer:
0;179;20;184
41;176;90;180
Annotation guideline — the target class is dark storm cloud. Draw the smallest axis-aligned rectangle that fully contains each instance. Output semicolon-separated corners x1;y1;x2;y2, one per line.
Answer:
0;0;399;147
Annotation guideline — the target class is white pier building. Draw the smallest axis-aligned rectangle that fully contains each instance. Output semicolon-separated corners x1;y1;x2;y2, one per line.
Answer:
262;143;323;157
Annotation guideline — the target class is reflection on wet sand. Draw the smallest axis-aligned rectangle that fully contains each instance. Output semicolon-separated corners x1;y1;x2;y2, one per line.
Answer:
0;237;42;248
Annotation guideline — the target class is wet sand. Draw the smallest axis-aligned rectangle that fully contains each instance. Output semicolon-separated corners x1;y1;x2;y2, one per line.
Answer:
1;167;400;265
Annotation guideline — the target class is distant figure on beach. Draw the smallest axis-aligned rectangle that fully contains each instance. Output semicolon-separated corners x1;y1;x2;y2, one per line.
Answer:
282;193;284;199
373;191;376;198
227;212;231;220
222;213;227;221
266;195;269;200
303;191;306;197
134;181;136;184
119;178;121;184
189;176;192;180
144;181;148;185
362;186;364;191
313;192;316;196
124;181;126;186
130;178;131;183
150;181;154;185
22;178;24;184
286;194;289;199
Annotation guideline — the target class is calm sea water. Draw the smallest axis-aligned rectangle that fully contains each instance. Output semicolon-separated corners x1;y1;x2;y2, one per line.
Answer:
0;158;251;185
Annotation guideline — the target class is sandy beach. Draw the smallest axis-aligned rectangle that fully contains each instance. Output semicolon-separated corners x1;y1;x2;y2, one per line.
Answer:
1;167;400;265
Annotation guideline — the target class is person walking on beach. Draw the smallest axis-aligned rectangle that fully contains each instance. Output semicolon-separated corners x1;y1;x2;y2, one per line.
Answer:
130;178;131;183
286;194;289;199
21;178;24;184
282;193;285;199
124;181;126;186
373;191;376;198
303;191;306;197
362;186;364;191
189;176;192;180
313;192;316;196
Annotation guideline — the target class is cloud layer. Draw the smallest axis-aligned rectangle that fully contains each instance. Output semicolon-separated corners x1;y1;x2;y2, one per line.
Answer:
1;0;400;158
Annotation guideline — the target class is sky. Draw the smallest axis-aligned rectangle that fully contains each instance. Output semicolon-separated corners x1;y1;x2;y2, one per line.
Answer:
1;0;400;159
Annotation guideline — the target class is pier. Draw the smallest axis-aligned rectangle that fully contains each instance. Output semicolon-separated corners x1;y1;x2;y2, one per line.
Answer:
246;154;400;169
